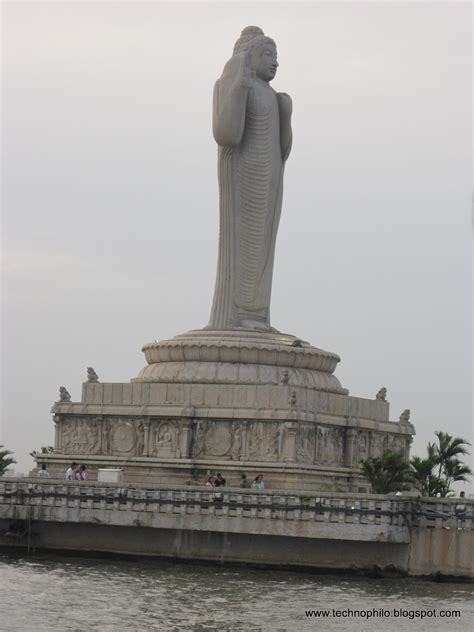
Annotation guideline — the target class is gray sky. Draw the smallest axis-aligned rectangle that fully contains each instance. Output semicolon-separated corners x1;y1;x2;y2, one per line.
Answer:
2;1;472;483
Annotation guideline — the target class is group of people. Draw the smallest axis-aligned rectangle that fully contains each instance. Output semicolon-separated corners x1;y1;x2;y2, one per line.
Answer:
65;462;88;481
205;473;226;487
37;462;89;480
241;474;265;490
205;473;265;490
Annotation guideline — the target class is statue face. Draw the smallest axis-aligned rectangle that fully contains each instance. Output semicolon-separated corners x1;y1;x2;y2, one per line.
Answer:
251;42;278;82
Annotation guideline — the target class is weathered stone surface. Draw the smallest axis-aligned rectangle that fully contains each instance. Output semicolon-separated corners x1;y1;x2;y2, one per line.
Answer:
41;26;416;492
208;27;292;331
2;481;472;578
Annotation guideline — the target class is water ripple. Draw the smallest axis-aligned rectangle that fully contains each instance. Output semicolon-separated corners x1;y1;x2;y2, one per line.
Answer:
1;553;472;631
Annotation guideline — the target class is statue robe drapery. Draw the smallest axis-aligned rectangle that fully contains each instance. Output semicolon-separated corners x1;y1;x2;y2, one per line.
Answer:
208;54;290;331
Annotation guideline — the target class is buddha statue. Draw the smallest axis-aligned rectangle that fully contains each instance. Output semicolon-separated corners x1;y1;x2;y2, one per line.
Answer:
208;26;292;332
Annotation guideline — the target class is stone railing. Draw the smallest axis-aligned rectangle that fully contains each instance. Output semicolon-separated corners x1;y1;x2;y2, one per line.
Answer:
1;479;471;535
0;479;407;520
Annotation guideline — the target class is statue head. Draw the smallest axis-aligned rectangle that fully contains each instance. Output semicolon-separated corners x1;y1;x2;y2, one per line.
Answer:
233;26;278;82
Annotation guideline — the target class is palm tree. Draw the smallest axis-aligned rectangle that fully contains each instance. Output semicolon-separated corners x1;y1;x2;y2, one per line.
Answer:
410;456;436;496
431;431;471;496
443;459;472;495
361;449;413;494
0;446;16;477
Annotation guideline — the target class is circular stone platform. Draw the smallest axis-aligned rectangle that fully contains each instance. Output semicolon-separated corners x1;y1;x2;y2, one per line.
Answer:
134;329;347;394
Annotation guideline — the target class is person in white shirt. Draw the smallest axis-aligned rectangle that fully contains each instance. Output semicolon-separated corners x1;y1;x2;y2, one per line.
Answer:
66;462;77;480
252;474;265;490
38;463;50;478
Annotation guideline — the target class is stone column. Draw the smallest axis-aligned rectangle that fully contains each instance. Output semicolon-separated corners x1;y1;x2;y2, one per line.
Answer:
142;419;151;456
283;422;298;462
345;428;358;467
241;421;249;460
53;415;61;450
95;416;104;453
178;419;194;459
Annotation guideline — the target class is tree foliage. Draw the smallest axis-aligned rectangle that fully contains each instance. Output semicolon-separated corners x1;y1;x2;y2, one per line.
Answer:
407;432;471;497
413;432;472;497
361;431;472;497
360;449;413;494
431;431;471;495
0;446;16;477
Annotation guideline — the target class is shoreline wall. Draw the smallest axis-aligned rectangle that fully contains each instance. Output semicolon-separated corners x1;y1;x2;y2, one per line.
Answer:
0;479;472;579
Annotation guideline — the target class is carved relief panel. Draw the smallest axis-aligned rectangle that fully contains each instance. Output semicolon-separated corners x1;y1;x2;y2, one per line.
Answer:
100;417;144;457
60;417;101;455
248;422;281;462
358;432;370;462
153;421;179;458
386;434;408;459
204;421;233;458
191;420;251;461
315;427;344;466
109;420;138;456
230;421;244;461
192;420;206;458
370;433;389;458
296;424;316;464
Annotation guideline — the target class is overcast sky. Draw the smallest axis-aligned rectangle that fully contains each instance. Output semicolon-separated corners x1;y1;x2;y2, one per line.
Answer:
2;1;472;483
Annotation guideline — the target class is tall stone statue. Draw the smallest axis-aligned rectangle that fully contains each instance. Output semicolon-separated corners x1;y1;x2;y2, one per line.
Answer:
208;26;292;332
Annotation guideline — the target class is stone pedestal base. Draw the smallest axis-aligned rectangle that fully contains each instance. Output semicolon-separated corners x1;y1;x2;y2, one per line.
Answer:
38;328;415;491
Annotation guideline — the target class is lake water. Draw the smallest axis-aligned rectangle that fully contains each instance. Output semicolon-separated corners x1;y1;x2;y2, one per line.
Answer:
1;552;472;631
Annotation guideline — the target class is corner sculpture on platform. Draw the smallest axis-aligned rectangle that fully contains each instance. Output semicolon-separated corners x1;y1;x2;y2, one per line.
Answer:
37;27;415;491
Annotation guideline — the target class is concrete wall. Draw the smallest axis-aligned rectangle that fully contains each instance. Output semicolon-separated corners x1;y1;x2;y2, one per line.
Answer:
409;527;473;578
0;480;472;579
0;520;410;572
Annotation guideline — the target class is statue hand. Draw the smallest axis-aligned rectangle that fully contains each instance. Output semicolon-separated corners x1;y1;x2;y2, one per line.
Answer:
238;51;255;88
277;92;293;118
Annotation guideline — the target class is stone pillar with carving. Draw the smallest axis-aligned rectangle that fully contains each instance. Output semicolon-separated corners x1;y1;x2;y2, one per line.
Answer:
282;422;298;462
344;428;358;467
95;416;104;454
142;418;151;456
53;414;61;451
179;408;195;459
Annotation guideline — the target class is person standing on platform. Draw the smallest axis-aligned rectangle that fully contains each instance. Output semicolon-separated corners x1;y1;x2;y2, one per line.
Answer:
214;473;226;487
240;474;251;488
66;462;77;480
38;463;49;478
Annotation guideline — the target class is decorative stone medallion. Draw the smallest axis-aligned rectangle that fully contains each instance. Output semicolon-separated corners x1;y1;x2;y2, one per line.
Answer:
111;422;136;454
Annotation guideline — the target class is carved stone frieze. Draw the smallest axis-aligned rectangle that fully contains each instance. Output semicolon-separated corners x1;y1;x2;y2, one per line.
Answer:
59;417;101;455
156;421;179;457
54;411;411;476
370;433;389;458
110;421;137;455
204;421;233;457
230;421;244;461
296;424;316;464
386;434;408;460
248;422;281;461
358;432;370;462
315;427;344;466
192;420;206;458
